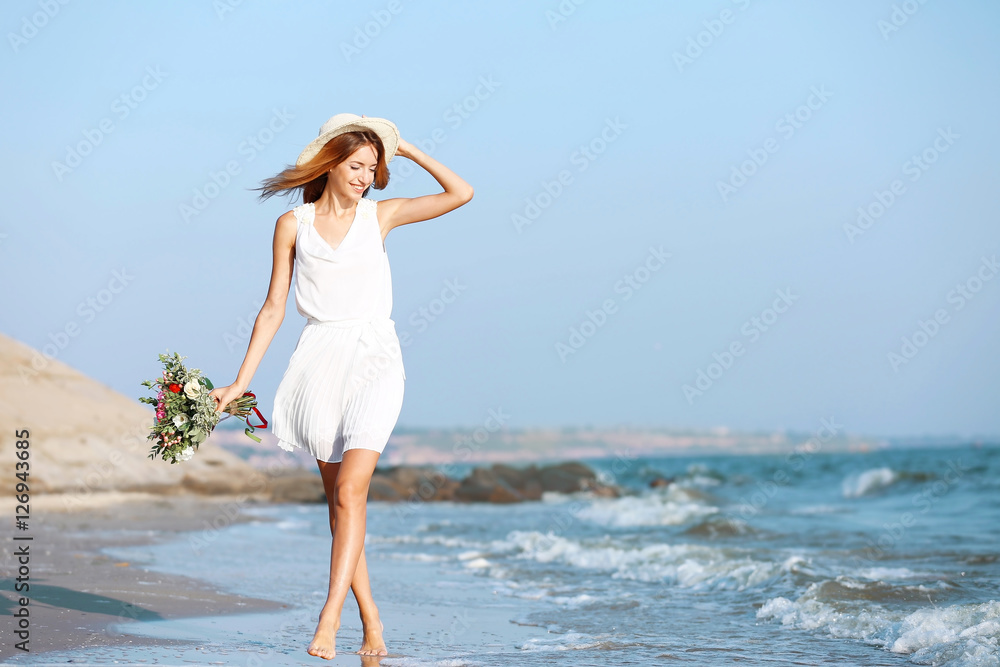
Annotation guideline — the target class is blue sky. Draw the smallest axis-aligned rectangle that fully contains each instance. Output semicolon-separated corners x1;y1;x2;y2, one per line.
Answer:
2;0;998;439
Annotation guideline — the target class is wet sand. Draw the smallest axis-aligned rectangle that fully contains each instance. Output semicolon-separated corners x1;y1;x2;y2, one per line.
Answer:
0;492;287;662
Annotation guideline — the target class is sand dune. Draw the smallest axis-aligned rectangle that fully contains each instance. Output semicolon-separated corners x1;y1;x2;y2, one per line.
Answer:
0;331;268;502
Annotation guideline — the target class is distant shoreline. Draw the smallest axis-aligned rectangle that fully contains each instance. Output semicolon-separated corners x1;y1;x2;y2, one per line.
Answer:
210;422;996;469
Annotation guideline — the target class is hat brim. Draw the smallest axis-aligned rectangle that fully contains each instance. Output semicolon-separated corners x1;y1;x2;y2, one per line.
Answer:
296;117;399;167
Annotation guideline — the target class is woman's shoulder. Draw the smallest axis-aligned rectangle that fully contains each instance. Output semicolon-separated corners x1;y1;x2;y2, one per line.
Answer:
360;196;381;220
272;210;299;251
289;201;314;224
274;204;309;242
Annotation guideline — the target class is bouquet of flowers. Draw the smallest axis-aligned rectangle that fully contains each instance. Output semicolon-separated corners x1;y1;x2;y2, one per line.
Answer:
139;351;267;464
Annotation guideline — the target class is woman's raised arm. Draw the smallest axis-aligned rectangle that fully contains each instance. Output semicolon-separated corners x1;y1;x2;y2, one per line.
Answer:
376;138;474;237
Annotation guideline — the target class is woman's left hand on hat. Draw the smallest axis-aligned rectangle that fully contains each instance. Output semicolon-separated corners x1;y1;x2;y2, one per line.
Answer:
395;137;414;160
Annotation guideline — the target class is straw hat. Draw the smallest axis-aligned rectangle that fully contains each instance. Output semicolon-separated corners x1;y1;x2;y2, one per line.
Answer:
296;113;400;167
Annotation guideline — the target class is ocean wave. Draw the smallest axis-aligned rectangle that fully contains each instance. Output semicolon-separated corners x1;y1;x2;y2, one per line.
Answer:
385;552;449;562
504;584;640;608
369;534;483;549
631;462;727;489
788;504;846;515
840;466;945;498
460;556;491;569
368;534;422;544
842;467;898;498
851;566;925;581
546;592;601;606
575;486;718;527
757;596;999;666
516;631;617;652
416;519;455;531
683;516;759;538
682;462;726;485
539;489;624;503
494;530;788;590
382;659;484;667
806;577;955;603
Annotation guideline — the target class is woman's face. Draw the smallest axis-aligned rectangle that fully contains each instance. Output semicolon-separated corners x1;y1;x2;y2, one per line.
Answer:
330;144;378;199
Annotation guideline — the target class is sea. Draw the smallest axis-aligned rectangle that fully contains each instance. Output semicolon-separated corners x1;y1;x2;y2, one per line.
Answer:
13;444;999;666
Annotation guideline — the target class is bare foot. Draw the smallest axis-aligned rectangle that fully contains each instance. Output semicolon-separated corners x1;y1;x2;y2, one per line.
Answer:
358;615;387;656
307;611;340;660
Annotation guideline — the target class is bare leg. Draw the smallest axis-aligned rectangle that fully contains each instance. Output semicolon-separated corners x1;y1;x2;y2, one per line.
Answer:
313;457;387;656
350;537;387;655
307;449;384;659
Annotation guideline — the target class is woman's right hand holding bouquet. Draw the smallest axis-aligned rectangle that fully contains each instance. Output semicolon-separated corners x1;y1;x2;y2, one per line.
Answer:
210;382;249;415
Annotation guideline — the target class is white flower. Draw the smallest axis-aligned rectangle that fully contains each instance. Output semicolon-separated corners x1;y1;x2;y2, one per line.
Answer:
176;447;195;462
183;381;202;399
172;413;189;428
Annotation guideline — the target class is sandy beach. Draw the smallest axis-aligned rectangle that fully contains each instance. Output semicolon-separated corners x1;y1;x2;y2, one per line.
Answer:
0;493;288;662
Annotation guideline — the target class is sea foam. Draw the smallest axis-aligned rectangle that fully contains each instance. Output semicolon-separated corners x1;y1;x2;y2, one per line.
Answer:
757;595;1000;665
842;466;898;498
575;485;718;527
495;530;785;591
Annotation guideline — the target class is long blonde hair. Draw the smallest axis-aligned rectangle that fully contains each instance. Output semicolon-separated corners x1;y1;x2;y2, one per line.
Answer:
255;130;390;203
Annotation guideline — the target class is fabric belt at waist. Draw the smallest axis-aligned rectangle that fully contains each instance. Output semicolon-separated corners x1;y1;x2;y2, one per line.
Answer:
306;317;397;329
304;317;403;385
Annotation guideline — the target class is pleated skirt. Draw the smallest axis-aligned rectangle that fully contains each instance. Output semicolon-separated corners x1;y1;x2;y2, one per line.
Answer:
271;318;405;463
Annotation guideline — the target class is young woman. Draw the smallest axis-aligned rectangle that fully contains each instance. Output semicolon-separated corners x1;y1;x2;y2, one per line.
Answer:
209;113;473;659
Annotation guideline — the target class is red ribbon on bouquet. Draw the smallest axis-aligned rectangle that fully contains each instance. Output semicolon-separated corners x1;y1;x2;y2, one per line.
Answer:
241;392;268;443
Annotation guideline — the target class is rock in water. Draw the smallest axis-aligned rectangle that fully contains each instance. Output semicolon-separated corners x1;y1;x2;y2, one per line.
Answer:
453;461;619;502
454;466;524;502
369;464;460;501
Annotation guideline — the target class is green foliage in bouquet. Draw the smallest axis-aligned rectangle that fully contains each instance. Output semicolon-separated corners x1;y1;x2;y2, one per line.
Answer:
139;351;257;464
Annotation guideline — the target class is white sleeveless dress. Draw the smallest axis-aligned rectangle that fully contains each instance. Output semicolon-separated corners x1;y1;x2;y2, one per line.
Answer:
271;197;406;463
